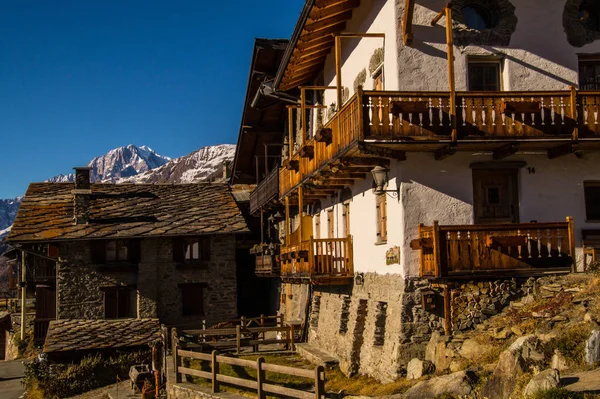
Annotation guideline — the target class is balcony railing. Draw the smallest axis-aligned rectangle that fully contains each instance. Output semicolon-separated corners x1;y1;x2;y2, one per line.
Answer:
250;168;279;215
279;236;353;284
411;218;575;278
251;243;281;277
279;90;600;197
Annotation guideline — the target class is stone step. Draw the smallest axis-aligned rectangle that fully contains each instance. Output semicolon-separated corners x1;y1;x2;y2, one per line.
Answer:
296;343;339;369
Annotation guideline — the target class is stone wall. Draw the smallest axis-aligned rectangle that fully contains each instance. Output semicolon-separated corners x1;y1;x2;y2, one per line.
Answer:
279;282;310;323
56;235;238;326
297;273;444;383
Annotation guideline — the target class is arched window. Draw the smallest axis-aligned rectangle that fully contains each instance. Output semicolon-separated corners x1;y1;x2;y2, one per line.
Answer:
462;4;497;30
580;1;600;32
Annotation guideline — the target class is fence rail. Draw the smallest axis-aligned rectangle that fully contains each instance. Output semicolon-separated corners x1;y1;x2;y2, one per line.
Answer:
172;331;325;399
413;217;575;278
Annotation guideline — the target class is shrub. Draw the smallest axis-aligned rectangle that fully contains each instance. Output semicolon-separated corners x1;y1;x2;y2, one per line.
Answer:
530;387;585;399
541;323;592;367
23;349;151;398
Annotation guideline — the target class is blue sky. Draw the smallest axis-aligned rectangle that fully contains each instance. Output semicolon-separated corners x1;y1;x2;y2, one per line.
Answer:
0;1;303;198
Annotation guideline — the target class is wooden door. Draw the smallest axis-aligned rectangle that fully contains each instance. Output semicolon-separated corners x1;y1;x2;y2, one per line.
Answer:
35;285;56;345
472;169;519;224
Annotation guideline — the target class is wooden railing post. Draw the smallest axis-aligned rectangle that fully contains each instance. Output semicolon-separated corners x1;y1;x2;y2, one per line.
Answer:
236;325;241;355
567;216;576;272
315;365;325;399
211;350;220;393
432;221;441;277
290;323;296;351
309;236;315;277
174;340;182;383
241;316;246;329
357;86;365;140
571;86;579;142
257;357;265;399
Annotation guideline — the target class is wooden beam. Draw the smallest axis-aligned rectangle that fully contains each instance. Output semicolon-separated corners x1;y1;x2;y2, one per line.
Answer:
298;186;303;245
285;197;290;246
298;22;347;44
548;143;574;159
492;143;519;160
445;5;457;142
319;171;365;180
290;45;333;64
341;157;390;168
296;35;334;51
403;0;415;45
335;34;343;108
434;145;457;160
358;143;407;160
312;178;355;186
304;10;353;34
301;88;306;147
308;0;359;23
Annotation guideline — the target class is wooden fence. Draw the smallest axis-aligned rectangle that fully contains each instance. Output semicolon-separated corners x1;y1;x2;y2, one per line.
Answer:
181;323;297;354
172;332;325;399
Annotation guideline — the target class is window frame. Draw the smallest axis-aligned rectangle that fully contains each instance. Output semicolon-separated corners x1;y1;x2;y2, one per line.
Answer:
179;283;207;317
578;56;600;91
467;58;503;92
103;286;136;319
584;181;600;222
173;236;211;267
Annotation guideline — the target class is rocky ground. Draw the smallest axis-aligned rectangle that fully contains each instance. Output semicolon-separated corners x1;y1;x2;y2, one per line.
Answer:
347;270;600;399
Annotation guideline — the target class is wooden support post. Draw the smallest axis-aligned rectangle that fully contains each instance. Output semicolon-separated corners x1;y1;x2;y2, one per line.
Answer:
241;316;246;329
315;365;325;399
260;314;265;327
445;5;457;142
301;88;307;145
174;342;182;383
567;216;576;273
212;350;220;393
335;35;343;109
571;86;579;142
432;221;441;277
257;357;265;399
290;323;296;351
443;285;451;335
288;106;294;158
357;86;365;140
20;249;26;340
298;186;304;245
236;325;241;355
403;0;415;45
285;197;290;246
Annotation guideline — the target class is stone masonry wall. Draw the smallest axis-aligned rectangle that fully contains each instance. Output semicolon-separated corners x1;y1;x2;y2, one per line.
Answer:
56;235;238;326
303;273;445;383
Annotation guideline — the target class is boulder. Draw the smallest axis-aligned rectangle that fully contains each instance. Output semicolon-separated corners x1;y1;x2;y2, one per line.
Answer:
404;370;477;399
459;338;487;360
551;350;569;372
425;331;453;372
585;330;600;366
511;326;524;336
406;358;434;380
522;369;560;397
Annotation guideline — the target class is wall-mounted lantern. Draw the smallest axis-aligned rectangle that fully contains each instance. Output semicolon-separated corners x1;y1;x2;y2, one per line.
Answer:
371;165;399;198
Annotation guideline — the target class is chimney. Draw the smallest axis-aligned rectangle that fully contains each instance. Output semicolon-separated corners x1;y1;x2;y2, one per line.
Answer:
72;167;92;225
222;160;231;180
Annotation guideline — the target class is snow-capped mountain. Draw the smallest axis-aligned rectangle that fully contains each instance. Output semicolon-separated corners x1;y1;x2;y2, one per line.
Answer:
0;198;21;238
119;144;235;184
0;144;235;239
47;144;171;183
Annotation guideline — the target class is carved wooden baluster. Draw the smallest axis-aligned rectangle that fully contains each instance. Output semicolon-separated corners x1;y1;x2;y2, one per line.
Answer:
594;96;599;126
556;228;563;257
551;97;556;126
531;97;536;126
482;99;487;126
429;97;434;127
418;97;424;135
560;97;566;125
541;97;546;126
550;228;559;259
462;97;467;126
583;96;589;128
367;97;374;126
511;97;516;127
389;97;394;129
408;97;414;126
439;97;444;126
521;97;526;125
472;98;477;127
378;96;384;127
492;100;497;126
501;98;506;127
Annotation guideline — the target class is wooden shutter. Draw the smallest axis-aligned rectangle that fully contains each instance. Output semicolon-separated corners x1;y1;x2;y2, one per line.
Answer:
128;239;141;263
172;238;185;262
105;289;117;319
327;209;334;239
118;288;132;318
91;240;106;264
315;214;321;239
342;203;350;238
376;194;387;243
201;237;211;261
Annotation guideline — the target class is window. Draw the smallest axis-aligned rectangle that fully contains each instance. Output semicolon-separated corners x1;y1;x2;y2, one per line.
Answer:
580;1;600;32
104;287;136;319
173;237;211;264
373;70;383;91
91;239;140;264
180;283;206;316
376;194;387;244
579;58;600;90
462;5;497;30
585;182;600;221
468;61;501;91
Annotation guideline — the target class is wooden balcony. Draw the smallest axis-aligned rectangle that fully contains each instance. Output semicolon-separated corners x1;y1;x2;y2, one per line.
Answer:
250;168;279;215
280;90;600;199
251;243;280;277
279;236;353;285
411;218;575;279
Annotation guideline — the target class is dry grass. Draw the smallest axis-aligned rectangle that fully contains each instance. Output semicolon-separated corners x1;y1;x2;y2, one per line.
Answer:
185;352;416;397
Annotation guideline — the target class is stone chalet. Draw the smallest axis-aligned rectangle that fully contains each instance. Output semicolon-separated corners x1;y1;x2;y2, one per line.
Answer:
5;167;250;353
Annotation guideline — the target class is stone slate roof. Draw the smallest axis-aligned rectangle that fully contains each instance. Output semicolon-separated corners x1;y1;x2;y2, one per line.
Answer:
7;183;249;242
44;318;161;353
